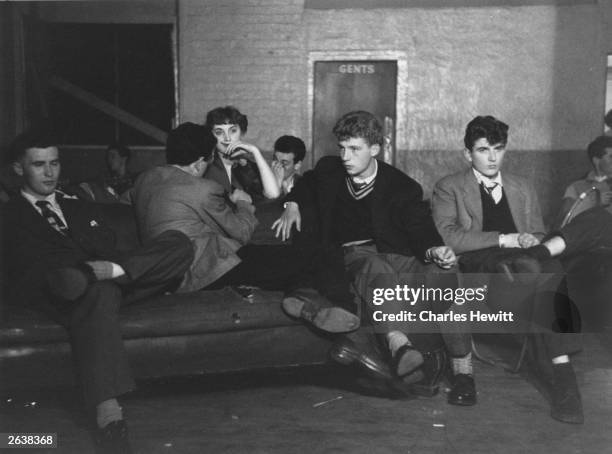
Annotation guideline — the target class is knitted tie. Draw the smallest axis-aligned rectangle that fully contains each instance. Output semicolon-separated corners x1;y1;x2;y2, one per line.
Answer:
36;200;68;235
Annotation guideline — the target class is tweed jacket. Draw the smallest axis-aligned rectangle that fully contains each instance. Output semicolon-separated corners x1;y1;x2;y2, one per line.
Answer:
132;165;258;292
286;156;443;261
432;169;546;254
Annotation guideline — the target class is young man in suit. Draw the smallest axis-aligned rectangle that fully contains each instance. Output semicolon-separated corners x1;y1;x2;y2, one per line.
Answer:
272;111;469;400
132;122;359;333
3;128;194;453
432;115;583;424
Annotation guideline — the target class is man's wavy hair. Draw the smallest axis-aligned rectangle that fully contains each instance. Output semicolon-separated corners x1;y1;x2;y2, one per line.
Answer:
332;111;383;147
205;106;248;133
464;116;509;150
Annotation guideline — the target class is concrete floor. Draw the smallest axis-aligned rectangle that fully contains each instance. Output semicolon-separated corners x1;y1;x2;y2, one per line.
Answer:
1;333;611;454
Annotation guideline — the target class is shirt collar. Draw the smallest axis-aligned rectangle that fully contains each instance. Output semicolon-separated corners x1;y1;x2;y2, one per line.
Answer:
352;159;378;185
586;170;608;183
21;189;59;210
472;168;503;188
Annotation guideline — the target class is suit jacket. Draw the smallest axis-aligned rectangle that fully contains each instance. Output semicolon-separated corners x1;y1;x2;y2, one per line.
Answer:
286;156;443;261
3;193;123;306
432;169;546;254
132;165;258;292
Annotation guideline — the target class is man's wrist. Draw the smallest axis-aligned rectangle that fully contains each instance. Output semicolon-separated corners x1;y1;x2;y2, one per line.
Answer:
283;201;298;210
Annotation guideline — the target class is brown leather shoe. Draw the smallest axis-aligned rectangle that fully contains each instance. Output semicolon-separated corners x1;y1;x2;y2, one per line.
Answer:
282;288;360;333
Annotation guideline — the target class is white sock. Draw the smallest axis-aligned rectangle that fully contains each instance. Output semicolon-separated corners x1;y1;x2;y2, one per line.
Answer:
387;331;410;356
451;352;473;375
96;398;123;429
552;355;569;365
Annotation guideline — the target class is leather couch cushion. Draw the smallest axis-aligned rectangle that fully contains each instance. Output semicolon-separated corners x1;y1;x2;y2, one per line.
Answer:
1;288;297;345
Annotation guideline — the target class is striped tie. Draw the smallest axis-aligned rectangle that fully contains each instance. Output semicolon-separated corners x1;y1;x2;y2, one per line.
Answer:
483;182;501;204
35;200;68;235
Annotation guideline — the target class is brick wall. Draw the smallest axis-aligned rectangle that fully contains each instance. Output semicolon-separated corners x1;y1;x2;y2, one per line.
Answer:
179;0;307;152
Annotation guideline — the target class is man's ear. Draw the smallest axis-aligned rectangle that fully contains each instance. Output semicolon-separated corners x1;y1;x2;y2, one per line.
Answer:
294;161;302;172
12;161;23;176
370;144;381;157
463;148;473;163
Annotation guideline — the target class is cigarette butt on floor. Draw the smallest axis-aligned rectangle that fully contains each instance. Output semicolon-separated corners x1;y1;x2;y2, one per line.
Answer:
313;395;344;408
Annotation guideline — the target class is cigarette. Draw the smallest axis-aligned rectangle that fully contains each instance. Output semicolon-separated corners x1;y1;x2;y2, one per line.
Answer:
313;395;343;408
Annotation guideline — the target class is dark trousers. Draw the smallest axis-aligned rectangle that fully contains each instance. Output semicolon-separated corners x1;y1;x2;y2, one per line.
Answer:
558;207;612;255
205;244;314;291
460;247;581;360
49;230;194;408
342;244;470;356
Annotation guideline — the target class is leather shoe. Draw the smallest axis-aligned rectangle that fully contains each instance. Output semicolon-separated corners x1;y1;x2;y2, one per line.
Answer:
94;420;133;454
550;363;583;424
282;288;360;333
47;263;97;301
406;348;447;397
447;373;477;406
329;336;392;381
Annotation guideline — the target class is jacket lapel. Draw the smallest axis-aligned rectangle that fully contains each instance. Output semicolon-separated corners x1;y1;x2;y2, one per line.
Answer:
15;194;70;246
502;174;527;232
461;170;484;229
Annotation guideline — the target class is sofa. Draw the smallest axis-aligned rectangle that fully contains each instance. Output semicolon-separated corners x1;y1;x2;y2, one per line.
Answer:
0;199;332;392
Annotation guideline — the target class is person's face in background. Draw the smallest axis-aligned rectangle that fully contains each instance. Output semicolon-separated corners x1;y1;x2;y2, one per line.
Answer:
594;147;612;177
106;148;128;177
272;151;301;181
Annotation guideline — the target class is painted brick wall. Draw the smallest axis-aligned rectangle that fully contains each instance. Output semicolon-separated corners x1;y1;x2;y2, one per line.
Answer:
179;0;307;154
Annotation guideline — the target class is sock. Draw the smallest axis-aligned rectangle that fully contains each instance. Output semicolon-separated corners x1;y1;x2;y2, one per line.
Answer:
96;398;123;429
387;331;410;356
451;352;473;376
552;355;569;365
85;261;125;280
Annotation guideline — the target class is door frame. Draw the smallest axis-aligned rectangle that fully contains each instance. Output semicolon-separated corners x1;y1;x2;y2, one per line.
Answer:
307;50;408;169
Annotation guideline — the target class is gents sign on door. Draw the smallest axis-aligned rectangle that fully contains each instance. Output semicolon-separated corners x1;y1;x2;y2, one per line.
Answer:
337;64;376;74
312;60;397;162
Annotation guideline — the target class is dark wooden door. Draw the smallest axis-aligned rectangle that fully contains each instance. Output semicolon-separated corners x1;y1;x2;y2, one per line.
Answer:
312;60;397;164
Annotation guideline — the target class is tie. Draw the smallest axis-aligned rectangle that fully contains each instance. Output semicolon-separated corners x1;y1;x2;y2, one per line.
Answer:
483;182;501;204
35;200;68;235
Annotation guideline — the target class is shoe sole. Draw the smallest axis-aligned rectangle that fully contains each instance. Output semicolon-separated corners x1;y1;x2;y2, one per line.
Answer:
313;308;360;333
282;298;360;333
